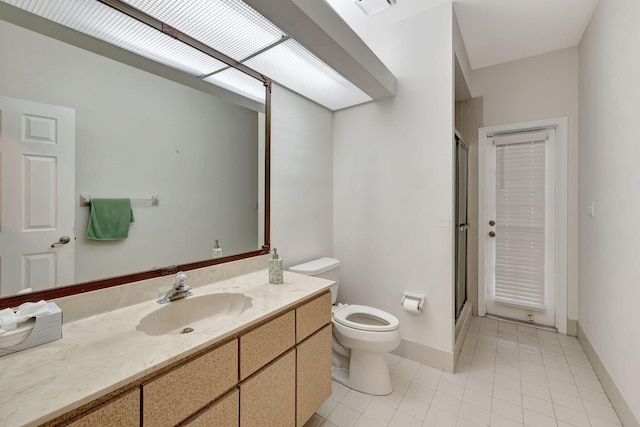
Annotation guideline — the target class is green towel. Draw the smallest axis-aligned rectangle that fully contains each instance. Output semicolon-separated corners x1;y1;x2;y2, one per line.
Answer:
86;198;134;240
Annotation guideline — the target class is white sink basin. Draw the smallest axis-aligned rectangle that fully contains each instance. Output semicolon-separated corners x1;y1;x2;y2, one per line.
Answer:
137;293;253;336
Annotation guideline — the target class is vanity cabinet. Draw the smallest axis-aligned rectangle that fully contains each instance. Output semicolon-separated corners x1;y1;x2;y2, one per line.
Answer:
142;339;238;427
296;325;332;426
237;291;331;427
40;291;331;427
240;350;296;426
66;388;139;427
183;389;239;427
296;291;331;342
239;310;295;380
295;292;332;426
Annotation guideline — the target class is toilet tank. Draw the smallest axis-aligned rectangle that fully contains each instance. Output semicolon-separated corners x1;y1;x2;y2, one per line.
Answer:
289;257;340;304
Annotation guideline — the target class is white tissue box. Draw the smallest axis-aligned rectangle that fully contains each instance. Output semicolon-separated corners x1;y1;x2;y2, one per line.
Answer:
0;302;62;357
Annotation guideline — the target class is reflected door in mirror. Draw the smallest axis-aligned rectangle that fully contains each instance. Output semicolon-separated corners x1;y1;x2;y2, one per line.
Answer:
0;96;76;296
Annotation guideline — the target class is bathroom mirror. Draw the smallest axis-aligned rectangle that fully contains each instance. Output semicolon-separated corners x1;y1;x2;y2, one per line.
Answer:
0;4;270;306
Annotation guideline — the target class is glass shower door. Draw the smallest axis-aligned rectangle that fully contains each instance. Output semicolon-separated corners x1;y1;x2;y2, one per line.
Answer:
455;134;469;320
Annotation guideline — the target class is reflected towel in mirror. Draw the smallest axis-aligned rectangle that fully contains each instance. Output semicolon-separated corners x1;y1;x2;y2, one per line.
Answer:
86;198;134;240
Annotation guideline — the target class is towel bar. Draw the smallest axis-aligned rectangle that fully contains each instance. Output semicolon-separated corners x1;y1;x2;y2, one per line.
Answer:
79;194;160;207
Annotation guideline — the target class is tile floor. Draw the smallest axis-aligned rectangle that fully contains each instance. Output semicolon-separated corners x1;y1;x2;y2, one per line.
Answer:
305;316;623;427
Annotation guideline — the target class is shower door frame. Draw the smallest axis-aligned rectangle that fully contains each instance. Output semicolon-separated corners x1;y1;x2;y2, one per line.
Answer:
455;132;469;321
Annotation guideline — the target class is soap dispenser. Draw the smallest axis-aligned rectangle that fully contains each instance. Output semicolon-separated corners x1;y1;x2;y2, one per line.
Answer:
269;248;283;284
212;240;222;258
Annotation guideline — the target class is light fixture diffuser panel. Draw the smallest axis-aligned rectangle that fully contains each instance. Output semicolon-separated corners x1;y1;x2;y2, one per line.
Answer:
355;0;393;15
244;38;371;110
122;0;286;61
204;68;266;103
2;0;227;76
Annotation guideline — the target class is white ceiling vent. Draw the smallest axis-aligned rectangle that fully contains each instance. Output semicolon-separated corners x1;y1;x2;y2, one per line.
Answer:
354;0;395;16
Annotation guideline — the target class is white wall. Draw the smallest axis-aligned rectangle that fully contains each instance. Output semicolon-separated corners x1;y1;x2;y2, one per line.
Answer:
471;47;580;326
453;9;472;99
0;20;259;284
333;3;455;369
270;84;334;268
579;0;640;421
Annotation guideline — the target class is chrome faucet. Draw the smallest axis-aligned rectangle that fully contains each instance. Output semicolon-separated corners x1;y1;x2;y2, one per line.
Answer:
157;272;192;304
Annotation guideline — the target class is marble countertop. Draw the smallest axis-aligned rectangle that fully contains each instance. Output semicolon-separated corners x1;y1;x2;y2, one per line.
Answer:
0;270;333;427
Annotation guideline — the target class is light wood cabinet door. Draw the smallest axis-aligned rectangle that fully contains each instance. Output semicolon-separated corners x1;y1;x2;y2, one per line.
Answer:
296;292;331;343
67;389;139;427
240;350;295;427
239;310;295;380
142;339;238;427
296;325;332;426
183;389;239;427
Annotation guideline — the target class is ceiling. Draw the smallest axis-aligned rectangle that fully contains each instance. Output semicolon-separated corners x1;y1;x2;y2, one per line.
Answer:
325;0;600;70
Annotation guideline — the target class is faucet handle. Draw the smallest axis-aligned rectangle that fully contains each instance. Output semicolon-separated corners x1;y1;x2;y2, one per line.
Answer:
175;272;188;287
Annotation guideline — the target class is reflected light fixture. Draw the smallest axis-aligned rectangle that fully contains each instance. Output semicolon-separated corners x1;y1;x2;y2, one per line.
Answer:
355;0;396;16
0;0;374;110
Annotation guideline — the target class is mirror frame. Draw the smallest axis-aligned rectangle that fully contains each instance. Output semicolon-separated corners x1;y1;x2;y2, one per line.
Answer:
0;0;271;309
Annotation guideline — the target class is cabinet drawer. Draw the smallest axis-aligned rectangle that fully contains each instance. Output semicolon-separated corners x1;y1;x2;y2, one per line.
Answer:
239;310;295;380
183;389;239;427
240;350;295;427
67;388;139;427
143;339;238;427
296;292;331;343
296;325;332;426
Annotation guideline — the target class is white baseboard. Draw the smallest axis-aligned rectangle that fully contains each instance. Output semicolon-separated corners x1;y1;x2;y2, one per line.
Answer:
578;323;639;427
390;304;471;374
392;338;455;373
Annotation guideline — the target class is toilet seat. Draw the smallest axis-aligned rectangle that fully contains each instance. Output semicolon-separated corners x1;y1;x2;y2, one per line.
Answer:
332;304;399;332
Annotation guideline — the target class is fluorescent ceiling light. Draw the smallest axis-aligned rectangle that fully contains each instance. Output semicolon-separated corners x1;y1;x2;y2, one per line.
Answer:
243;38;371;111
121;0;285;61
2;0;374;110
204;68;266;103
355;0;395;16
2;0;227;76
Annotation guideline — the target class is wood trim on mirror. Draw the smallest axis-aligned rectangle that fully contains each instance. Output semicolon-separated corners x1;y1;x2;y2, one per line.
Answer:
0;249;270;309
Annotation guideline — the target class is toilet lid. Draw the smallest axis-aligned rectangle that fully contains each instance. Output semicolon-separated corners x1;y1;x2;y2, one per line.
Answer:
332;304;400;332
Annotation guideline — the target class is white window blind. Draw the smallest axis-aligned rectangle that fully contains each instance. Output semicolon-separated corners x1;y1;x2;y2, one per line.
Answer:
494;132;547;310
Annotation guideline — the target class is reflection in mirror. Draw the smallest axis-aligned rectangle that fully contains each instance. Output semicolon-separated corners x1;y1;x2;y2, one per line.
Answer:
0;4;270;303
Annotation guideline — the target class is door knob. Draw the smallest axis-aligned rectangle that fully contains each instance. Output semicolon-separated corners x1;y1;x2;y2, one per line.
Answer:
51;236;71;248
488;231;496;238
489;220;496;226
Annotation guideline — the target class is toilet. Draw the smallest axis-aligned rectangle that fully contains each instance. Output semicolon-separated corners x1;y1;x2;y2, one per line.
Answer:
290;257;400;396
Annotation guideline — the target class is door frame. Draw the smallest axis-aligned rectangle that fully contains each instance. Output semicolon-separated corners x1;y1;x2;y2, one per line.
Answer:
478;117;568;334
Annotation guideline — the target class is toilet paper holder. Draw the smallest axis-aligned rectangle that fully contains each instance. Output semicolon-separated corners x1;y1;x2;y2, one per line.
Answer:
401;291;425;313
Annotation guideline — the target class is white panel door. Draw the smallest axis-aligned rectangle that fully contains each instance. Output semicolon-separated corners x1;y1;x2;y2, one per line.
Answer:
484;128;556;327
0;96;75;296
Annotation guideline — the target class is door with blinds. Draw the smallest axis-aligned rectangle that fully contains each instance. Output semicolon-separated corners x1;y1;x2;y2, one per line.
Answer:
484;128;556;327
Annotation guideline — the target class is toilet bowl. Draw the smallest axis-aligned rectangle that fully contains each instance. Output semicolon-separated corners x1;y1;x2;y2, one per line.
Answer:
289;258;401;396
331;304;401;395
